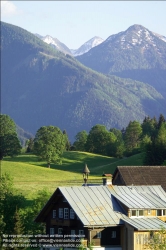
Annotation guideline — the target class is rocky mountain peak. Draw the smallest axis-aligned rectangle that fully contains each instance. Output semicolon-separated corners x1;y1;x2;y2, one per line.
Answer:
71;36;104;56
104;24;165;54
126;24;146;32
34;33;72;55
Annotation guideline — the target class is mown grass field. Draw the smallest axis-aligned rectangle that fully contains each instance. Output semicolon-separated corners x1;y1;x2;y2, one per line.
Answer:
1;151;144;199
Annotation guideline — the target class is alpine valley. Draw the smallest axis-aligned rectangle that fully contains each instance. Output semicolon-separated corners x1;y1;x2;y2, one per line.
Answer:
1;21;166;140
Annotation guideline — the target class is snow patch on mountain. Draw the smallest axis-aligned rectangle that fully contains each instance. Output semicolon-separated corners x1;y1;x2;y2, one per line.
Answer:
43;35;60;49
104;25;165;56
71;36;104;56
152;32;166;43
34;34;72;55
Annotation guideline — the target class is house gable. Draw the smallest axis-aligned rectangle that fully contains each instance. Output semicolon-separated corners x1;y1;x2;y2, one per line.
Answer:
35;188;80;223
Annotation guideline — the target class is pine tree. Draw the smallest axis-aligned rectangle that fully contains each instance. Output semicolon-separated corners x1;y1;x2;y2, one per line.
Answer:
144;122;166;165
157;114;165;129
124;121;142;155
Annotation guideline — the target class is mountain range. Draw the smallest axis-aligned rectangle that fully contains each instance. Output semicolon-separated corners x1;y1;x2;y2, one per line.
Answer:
35;34;104;57
1;21;166;141
76;24;166;98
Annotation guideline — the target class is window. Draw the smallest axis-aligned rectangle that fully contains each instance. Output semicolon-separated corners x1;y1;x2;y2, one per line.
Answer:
157;210;166;216
131;210;144;217
79;230;84;235
53;210;56;218
111;231;116;238
64;208;69;219
71;230;75;240
79;230;85;238
50;228;54;235
59;208;63;218
58;228;63;235
131;210;137;216
138;210;144;216
70;209;75;219
96;231;101;238
157;210;162;216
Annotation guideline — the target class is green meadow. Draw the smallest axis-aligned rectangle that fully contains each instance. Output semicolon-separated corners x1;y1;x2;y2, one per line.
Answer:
1;151;144;198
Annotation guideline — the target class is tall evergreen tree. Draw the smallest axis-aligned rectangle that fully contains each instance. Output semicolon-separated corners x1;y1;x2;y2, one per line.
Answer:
124;121;142;155
142;116;157;138
144;122;166;165
157;114;165;129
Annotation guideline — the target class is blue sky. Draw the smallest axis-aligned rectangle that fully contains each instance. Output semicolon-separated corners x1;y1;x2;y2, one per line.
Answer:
1;1;166;49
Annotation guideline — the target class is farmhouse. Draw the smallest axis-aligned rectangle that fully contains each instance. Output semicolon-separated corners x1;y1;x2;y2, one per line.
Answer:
112;166;166;192
35;183;166;250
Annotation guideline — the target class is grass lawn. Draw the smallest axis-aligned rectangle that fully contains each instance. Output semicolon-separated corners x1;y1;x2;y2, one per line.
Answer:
1;151;144;198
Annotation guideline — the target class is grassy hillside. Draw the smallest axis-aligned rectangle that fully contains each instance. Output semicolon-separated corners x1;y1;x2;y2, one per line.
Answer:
1;151;144;198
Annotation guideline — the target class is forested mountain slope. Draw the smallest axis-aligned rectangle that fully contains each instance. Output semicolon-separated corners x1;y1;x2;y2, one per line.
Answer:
1;22;166;140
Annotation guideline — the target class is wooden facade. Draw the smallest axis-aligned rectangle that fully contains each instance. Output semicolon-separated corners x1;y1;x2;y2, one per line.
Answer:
43;192;123;248
45;193;85;240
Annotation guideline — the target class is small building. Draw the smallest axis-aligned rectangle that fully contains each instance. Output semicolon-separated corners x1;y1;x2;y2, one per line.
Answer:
35;185;166;250
112;166;166;192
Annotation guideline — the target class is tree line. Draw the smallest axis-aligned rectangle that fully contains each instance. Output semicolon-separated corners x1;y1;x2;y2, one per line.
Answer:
0;113;166;167
72;114;166;166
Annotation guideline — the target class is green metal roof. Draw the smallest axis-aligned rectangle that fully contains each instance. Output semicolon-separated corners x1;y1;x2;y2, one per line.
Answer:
58;185;166;228
122;217;166;231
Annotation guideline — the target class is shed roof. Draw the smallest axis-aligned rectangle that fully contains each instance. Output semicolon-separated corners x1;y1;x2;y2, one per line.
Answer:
122;217;166;231
110;185;166;209
113;166;166;191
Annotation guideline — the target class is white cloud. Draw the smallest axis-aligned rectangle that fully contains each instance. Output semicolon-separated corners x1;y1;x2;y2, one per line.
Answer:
1;1;17;16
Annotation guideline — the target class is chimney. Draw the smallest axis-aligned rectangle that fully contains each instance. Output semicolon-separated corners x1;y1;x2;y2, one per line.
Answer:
102;173;112;186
